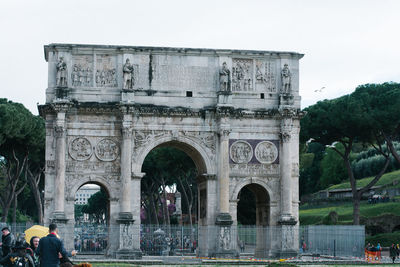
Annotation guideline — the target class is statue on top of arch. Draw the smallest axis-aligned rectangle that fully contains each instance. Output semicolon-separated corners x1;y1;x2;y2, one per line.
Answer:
123;58;135;90
281;63;291;94
56;57;68;87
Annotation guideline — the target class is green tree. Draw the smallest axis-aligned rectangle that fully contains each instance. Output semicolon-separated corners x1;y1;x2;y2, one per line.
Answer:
320;143;347;189
0;99;45;222
299;142;324;196
351;83;400;164
82;188;108;224
301;90;391;225
141;147;197;234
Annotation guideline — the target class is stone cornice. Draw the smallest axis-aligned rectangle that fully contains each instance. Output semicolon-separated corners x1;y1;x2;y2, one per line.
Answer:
38;102;304;120
44;43;304;62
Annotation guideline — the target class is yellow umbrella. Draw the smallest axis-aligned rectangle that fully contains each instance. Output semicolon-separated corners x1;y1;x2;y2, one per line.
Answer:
24;225;59;243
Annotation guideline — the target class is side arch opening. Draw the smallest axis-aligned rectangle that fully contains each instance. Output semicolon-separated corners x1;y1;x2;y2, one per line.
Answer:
74;182;110;254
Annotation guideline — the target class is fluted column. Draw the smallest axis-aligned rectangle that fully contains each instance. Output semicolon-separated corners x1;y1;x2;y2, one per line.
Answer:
218;129;230;214
279;117;295;222
53;108;68;220
120;125;133;218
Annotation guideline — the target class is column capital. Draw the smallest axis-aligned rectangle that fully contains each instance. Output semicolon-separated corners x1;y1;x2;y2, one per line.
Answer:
131;172;145;180
119;104;135;114
122;127;133;138
280;132;291;143
54;126;66;138
218;129;231;141
52;102;71;113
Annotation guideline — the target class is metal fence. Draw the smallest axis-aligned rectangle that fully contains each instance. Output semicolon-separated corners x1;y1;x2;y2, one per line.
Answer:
140;224;198;255
1;223;365;258
300;225;365;257
74;223;108;254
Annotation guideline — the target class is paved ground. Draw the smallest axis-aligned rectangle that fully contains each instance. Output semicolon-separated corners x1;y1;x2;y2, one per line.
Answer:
74;254;400;265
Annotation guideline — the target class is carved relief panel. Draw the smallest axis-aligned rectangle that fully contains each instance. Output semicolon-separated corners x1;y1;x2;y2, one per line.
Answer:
255;141;278;164
232;59;253;91
69;137;93;161
230;140;253;164
71;55;94;87
255;60;276;92
95;139;119;161
96;55;117;87
229;139;279;176
67;136;121;175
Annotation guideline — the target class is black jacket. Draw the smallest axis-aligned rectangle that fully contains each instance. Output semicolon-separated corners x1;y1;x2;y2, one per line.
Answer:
0;251;34;267
37;234;68;267
1;233;15;256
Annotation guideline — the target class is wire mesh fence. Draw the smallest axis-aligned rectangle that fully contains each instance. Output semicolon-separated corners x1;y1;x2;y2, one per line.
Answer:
140;224;198;255
74;223;108;254
300;225;365;257
1;222;365;258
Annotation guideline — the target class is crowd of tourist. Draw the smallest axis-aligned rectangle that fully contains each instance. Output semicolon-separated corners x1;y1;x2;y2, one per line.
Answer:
366;242;400;263
140;233;197;255
0;224;91;267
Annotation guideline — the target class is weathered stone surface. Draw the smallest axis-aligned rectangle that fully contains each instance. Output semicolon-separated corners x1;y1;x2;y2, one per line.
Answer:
40;44;303;258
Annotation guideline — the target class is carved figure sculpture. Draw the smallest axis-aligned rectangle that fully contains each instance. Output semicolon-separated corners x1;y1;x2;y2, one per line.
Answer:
79;67;85;86
71;65;79;86
123;59;134;89
219;62;230;91
56;57;68;87
281;64;291;93
86;67;92;86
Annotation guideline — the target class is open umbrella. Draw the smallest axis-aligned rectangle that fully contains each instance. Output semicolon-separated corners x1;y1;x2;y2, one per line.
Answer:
24;225;59;243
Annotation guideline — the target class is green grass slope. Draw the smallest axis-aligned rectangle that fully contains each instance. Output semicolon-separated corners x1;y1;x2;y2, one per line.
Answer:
300;200;400;225
327;169;400;190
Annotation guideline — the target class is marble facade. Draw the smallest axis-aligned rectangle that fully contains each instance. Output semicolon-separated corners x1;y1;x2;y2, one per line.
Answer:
39;44;304;258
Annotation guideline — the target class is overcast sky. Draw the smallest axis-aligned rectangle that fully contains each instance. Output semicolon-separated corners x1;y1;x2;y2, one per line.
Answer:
1;0;399;115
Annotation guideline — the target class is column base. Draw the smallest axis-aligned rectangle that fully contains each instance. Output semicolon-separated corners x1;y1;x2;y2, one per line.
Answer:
278;214;297;225
51;211;68;223
121;89;135;103
117;212;134;222
217;91;233;107
215;212;233;226
115;248;142;259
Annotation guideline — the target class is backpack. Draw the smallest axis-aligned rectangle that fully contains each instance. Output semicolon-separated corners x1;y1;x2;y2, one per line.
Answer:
10;253;34;267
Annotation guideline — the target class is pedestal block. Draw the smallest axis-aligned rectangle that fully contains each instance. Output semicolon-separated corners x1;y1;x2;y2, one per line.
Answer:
213;213;239;258
115;214;142;259
217;91;233;106
278;219;298;258
121;89;135;103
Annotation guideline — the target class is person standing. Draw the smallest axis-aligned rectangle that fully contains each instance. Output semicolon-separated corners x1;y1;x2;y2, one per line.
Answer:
27;236;40;267
390;243;397;263
37;224;76;267
0;241;34;267
1;226;15;258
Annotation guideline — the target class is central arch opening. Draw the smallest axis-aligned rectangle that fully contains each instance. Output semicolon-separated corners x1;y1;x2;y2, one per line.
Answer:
140;142;205;256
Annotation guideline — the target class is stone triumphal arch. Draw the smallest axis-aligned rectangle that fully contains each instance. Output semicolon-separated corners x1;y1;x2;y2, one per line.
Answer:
39;44;303;258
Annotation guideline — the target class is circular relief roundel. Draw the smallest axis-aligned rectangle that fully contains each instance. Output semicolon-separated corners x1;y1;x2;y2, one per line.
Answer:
95;139;119;161
255;141;278;164
230;140;253;164
69;137;93;161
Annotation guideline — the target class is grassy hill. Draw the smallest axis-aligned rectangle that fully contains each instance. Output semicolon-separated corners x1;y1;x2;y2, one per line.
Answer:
300;169;400;225
299;199;400;225
326;169;400;190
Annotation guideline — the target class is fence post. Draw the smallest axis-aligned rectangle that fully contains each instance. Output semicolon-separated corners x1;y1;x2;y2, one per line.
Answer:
334;239;336;257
